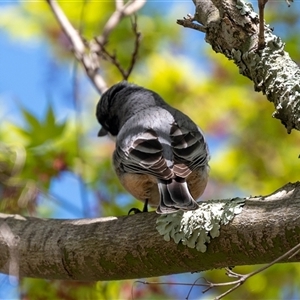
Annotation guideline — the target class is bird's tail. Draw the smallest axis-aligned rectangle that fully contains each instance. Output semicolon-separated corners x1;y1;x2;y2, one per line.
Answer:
156;178;199;214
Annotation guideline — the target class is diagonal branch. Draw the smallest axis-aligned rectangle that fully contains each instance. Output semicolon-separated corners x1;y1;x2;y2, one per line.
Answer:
96;0;146;46
178;0;300;133
98;15;141;80
126;15;141;79
46;0;107;94
46;0;146;91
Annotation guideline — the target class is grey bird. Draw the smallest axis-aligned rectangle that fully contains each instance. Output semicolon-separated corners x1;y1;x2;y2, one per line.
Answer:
96;81;209;214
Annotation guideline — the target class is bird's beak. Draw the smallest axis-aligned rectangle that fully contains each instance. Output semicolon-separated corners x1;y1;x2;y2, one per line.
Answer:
98;127;108;137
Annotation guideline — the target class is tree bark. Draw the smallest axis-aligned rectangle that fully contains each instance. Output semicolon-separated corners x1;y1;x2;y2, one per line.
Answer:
179;0;300;133
1;182;300;281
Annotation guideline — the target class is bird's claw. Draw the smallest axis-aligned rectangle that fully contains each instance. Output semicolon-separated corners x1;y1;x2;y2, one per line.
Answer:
128;199;149;215
128;208;142;215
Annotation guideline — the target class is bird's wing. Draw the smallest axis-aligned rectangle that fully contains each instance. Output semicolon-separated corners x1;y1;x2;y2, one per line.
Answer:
170;121;209;178
115;129;173;180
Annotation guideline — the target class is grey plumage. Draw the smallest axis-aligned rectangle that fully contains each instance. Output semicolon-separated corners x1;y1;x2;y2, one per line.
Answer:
96;81;209;214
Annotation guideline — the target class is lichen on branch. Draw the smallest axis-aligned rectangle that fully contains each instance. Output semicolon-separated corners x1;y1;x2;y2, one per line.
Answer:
156;198;245;253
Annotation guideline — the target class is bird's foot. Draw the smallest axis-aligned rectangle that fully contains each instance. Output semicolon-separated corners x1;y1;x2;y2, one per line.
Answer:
128;199;149;215
128;208;142;215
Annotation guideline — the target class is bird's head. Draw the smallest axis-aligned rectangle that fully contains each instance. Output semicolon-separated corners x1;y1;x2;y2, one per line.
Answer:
96;81;165;138
96;81;130;137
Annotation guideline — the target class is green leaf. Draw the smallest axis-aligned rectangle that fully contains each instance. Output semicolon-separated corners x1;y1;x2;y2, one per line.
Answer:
43;105;66;140
19;105;67;148
21;107;41;132
45;105;56;129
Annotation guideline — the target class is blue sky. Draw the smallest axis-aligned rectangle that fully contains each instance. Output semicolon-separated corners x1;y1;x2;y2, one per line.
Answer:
0;31;71;121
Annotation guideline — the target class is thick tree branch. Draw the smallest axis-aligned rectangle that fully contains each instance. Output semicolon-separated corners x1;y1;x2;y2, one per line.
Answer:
1;182;300;281
178;0;300;133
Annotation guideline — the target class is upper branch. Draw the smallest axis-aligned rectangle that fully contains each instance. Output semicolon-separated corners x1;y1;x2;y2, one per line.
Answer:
178;0;300;133
47;0;108;94
96;0;146;46
47;0;145;91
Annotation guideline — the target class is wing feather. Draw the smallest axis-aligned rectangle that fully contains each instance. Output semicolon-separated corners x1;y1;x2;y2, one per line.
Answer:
115;129;173;180
170;122;208;178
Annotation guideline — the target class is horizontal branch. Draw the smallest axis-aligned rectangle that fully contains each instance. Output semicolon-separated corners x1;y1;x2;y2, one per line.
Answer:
1;182;300;281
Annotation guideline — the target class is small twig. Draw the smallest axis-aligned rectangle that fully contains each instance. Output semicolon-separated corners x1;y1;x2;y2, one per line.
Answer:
46;0;107;94
214;242;300;299
97;14;141;80
225;267;242;278
214;282;243;300
96;0;146;46
46;0;85;53
47;0;145;89
177;14;206;33
243;242;300;278
257;0;268;49
122;0;146;16
132;242;300;300
115;0;124;11
288;247;300;260
126;15;141;80
100;47;128;79
186;277;206;299
258;0;293;49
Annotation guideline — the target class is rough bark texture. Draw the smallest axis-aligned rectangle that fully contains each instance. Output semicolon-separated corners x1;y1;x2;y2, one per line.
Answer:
1;182;300;281
186;0;300;133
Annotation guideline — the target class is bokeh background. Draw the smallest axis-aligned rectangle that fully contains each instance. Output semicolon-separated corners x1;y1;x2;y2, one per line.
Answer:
1;0;300;299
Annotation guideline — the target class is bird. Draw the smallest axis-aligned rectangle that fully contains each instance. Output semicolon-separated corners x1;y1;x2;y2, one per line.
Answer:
96;81;209;214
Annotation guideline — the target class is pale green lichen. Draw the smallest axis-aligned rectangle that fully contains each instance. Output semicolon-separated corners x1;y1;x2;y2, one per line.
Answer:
156;198;245;253
236;0;256;19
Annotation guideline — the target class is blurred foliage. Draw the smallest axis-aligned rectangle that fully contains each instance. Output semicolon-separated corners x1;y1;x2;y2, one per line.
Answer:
0;0;300;299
